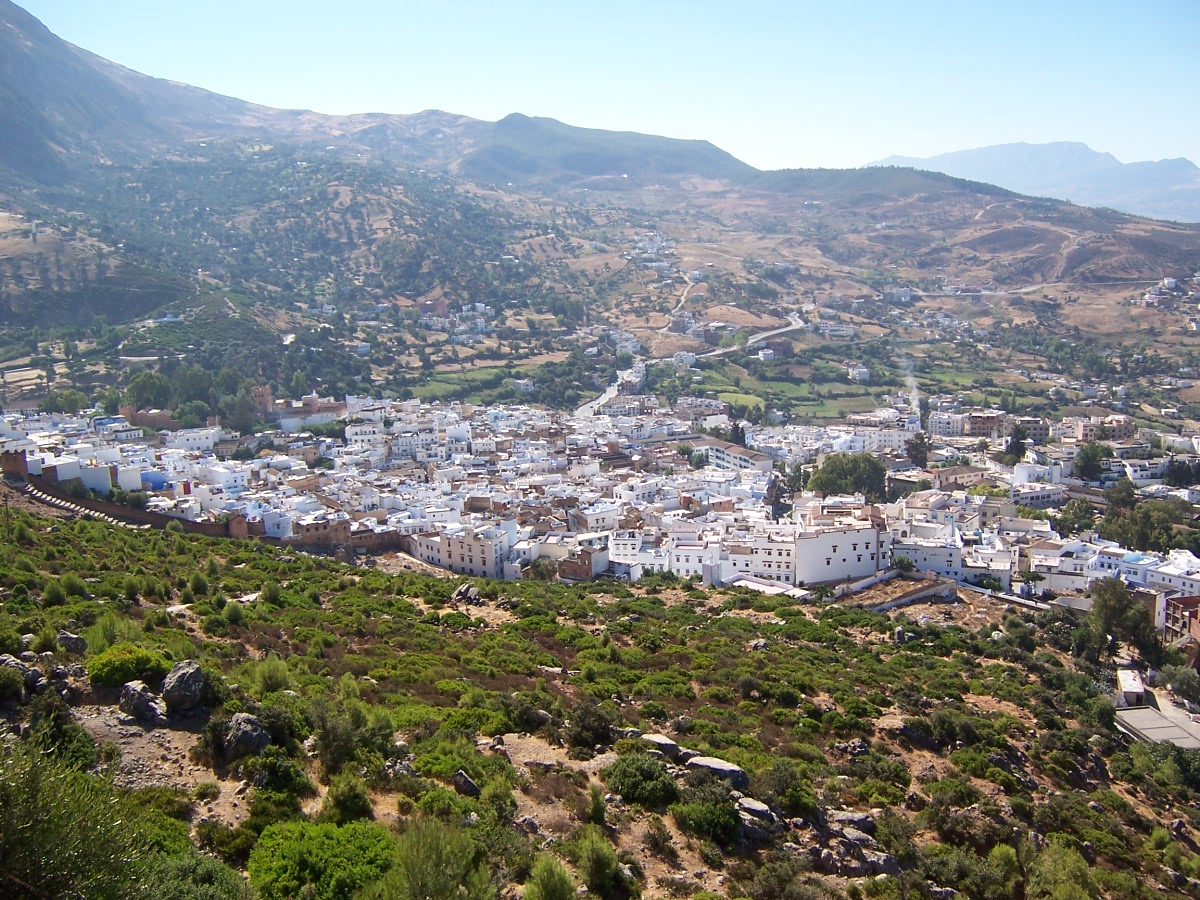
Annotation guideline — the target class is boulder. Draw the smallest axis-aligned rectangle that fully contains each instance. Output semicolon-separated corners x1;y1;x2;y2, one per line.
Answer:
737;797;774;820
119;680;166;724
56;631;87;655
842;826;879;848
162;659;204;714
685;756;750;791
453;769;481;797
860;850;900;877
827;809;877;834
223;713;269;762
641;733;680;760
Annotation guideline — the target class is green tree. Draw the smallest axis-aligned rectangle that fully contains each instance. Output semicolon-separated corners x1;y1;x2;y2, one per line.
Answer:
126;370;173;411
807;452;888;502
1001;423;1028;464
1074;441;1109;483
1075;577;1159;665
904;431;932;469
1104;478;1137;512
1053;498;1095;536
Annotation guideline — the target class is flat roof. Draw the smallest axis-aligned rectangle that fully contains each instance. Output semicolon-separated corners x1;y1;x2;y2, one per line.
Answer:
1116;707;1200;750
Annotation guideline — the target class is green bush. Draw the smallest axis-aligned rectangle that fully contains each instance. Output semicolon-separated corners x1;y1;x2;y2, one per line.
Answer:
140;850;254;900
319;773;374;825
601;753;678;808
42;579;67;606
525;853;576;900
61;572;89;598
248;820;400;900
0;666;24;702
670;799;741;848
87;643;170;688
573;824;619;897
357;817;494;900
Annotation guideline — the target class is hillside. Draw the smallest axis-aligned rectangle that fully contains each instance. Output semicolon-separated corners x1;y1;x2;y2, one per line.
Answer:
870;142;1200;223
4;496;1200;899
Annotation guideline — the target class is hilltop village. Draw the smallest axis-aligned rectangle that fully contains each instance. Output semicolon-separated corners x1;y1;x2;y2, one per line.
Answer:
10;373;1200;639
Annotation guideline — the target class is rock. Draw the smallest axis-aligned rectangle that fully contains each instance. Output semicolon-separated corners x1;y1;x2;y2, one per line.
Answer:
453;769;481;797
826;810;876;834
835;738;870;757
748;638;768;651
56;631;87;655
515;815;539;834
737;797;774;820
1163;867;1187;888
864;854;902;883
685;756;750;791
616;727;643;740
223;713;270;762
18;634;34;650
842;826;879;848
904;791;927;811
929;887;957;900
162;659;204;714
119;681;166;724
641;733;680;760
739;814;770;846
676;748;701;763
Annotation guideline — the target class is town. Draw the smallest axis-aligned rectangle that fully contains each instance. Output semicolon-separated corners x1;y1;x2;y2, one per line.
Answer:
11;368;1200;647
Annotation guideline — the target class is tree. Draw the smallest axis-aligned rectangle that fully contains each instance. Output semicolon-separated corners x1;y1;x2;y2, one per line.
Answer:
125;370;172;411
904;431;932;469
1001;423;1028;464
1075;577;1159;664
1054;498;1095;536
807;452;888;502
893;555;916;574
1074;441;1109;483
1104;478;1137;513
524;855;576;900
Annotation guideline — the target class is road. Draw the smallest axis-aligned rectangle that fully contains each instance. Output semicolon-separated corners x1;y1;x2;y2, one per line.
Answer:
698;313;806;359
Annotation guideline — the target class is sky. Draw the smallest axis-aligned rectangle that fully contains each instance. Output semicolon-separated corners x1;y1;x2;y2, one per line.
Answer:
17;0;1200;171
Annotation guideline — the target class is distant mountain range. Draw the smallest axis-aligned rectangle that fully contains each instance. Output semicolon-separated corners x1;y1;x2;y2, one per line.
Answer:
869;142;1200;223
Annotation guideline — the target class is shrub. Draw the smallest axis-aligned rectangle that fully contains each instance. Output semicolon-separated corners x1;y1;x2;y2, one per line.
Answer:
42;579;66;607
193;781;221;802
601;753;678;808
0;666;24;703
141;850;254;900
249;820;401;900
319;773;374;825
61;572;88;598
190;573;209;597
87;643;170;689
565;698;618;752
671;792;741;848
573;824;619;897
31;626;58;654
752;759;818;819
24;693;96;771
525;854;576;900
253;653;291;696
357;817;494;900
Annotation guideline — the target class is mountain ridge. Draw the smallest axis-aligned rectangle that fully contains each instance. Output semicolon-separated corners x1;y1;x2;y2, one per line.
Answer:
869;141;1200;222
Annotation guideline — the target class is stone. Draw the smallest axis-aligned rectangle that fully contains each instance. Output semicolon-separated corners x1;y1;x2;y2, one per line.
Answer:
676;748;701;763
842;826;879;848
515;815;539;834
641;733;680;760
223;713;270;762
685;756;750;791
18;634;34;650
737;797;774;820
826;810;876;834
56;631;87;655
119;680;166;724
453;769;481;797
162;659;205;714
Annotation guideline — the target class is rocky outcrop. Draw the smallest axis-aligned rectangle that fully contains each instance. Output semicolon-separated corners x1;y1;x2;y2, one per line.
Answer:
453;769;481;797
119;680;166;724
161;659;204;714
57;631;87;655
223;713;269;762
685;756;750;790
641;733;681;760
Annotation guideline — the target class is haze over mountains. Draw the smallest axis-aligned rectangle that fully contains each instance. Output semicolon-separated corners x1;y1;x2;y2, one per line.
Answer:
871;143;1200;224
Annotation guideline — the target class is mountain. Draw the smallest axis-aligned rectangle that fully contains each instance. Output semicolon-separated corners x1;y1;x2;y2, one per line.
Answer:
0;0;1023;197
869;142;1200;223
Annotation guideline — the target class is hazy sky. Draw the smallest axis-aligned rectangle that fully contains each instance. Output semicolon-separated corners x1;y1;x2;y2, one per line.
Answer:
19;0;1199;171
